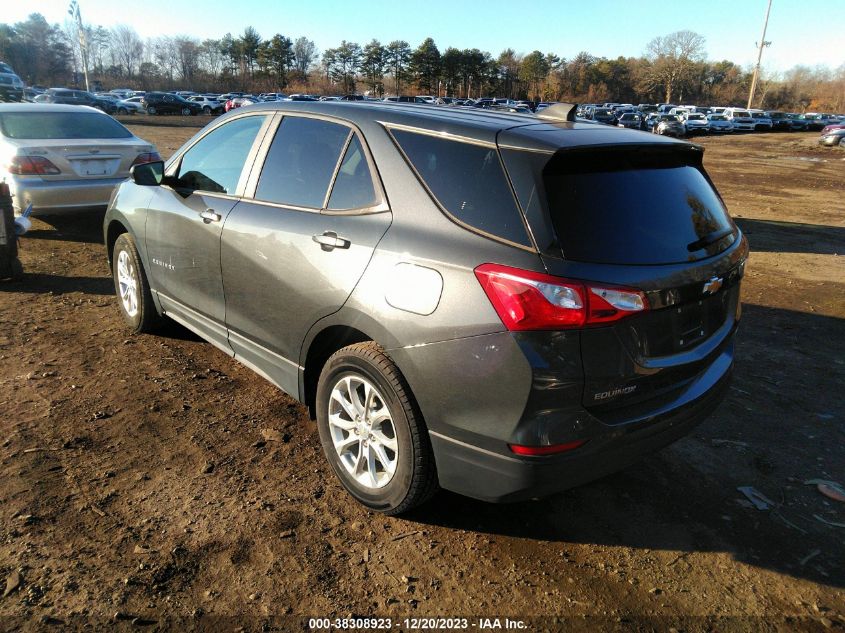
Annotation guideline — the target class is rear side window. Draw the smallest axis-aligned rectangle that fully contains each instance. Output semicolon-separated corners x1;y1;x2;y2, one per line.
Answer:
390;129;530;247
255;116;349;208
543;149;736;265
0;112;132;139
328;135;377;210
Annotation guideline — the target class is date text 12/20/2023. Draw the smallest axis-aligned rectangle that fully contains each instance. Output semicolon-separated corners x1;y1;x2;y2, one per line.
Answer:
308;617;528;630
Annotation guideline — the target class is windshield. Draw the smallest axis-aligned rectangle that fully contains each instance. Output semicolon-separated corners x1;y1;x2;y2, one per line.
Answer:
0;112;133;139
709;115;726;120
689;114;705;120
732;111;750;117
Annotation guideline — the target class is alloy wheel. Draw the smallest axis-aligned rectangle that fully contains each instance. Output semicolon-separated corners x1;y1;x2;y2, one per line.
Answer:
327;375;398;489
116;250;139;318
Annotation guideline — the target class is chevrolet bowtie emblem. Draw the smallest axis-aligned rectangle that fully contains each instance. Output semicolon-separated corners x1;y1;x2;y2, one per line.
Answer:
703;276;723;295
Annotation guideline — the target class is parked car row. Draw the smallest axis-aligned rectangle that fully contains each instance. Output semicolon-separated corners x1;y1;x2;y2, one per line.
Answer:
576;102;844;136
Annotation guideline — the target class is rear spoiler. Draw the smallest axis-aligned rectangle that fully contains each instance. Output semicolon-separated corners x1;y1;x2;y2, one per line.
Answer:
537;103;577;123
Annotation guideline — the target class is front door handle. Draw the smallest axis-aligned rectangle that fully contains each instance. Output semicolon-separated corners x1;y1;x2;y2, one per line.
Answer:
312;231;351;251
200;209;221;224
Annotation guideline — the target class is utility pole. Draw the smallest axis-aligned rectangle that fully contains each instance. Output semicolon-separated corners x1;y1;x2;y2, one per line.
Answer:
68;0;90;92
747;0;773;110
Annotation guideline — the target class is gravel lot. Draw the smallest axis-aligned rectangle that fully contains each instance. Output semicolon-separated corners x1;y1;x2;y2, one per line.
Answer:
1;120;843;630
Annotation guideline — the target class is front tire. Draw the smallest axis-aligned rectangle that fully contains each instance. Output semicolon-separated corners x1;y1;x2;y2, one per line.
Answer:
147;106;157;115
112;233;163;334
202;106;211;114
181;107;191;116
316;342;438;515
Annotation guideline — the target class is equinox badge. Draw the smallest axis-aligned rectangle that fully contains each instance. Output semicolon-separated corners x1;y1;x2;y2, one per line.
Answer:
703;276;723;295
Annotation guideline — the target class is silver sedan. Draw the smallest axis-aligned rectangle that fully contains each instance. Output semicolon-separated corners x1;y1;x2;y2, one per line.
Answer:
0;103;160;216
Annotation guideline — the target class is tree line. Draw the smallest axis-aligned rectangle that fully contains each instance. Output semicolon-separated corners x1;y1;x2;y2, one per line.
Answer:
1;13;843;111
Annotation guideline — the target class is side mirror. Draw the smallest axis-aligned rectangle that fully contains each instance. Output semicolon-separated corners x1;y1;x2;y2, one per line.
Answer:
131;161;164;186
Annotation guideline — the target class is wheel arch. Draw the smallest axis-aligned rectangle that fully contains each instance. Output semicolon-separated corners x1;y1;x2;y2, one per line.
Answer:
105;218;129;267
301;325;373;419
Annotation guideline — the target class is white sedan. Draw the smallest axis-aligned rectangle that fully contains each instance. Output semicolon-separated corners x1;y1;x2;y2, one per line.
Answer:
706;114;734;133
683;112;710;134
0;103;160;216
115;96;145;115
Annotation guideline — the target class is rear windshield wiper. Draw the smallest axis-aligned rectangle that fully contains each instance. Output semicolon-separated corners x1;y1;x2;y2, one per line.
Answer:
687;227;734;252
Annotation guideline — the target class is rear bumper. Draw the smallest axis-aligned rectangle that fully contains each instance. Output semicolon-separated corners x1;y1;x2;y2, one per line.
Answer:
430;348;733;503
8;176;126;215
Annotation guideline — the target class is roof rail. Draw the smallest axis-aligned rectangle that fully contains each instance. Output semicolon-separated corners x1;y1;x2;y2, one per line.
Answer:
537;103;577;122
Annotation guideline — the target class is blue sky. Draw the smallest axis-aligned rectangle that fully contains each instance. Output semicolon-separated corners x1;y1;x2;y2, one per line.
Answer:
12;0;844;72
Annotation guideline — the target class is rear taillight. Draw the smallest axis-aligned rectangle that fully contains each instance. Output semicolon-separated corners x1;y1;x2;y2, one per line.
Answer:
474;263;647;331
509;439;587;456
8;155;61;175
131;152;162;167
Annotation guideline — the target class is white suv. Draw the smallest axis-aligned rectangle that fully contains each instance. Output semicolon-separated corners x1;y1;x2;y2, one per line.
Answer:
724;108;755;131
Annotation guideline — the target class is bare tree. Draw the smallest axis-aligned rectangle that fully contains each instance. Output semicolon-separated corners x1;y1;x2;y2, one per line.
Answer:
200;39;224;77
642;30;706;103
174;36;200;87
110;24;143;78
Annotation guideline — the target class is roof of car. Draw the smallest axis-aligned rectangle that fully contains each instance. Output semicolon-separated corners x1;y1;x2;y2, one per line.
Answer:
0;103;105;114
230;101;688;153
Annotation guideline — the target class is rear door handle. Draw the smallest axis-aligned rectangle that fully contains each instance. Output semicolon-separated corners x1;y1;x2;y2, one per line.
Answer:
200;209;221;223
312;231;351;251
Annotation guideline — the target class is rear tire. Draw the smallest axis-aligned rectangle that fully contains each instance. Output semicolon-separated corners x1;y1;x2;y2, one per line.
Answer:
316;342;438;515
112;233;163;334
10;258;23;281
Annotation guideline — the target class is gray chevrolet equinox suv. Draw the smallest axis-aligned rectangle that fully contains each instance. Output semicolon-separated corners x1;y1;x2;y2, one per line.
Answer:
104;101;748;514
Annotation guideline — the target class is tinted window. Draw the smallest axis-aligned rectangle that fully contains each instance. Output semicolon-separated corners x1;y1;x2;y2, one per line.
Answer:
176;115;267;195
391;130;530;247
543;149;735;265
0;112;132;139
255;116;349;208
327;135;377;210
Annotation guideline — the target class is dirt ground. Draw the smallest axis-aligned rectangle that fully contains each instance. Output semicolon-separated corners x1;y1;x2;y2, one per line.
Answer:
0;120;843;631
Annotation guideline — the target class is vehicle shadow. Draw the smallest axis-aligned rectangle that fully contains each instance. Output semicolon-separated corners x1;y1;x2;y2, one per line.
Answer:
22;212;106;245
735;218;845;255
0;272;113;296
407;303;845;589
156;318;204;343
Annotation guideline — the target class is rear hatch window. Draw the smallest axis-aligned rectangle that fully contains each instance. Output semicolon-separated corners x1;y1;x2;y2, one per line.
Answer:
0;112;132;139
542;147;736;265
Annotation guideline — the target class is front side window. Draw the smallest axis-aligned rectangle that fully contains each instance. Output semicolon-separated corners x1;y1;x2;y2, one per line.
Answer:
391;129;530;247
175;115;267;195
254;116;349;208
